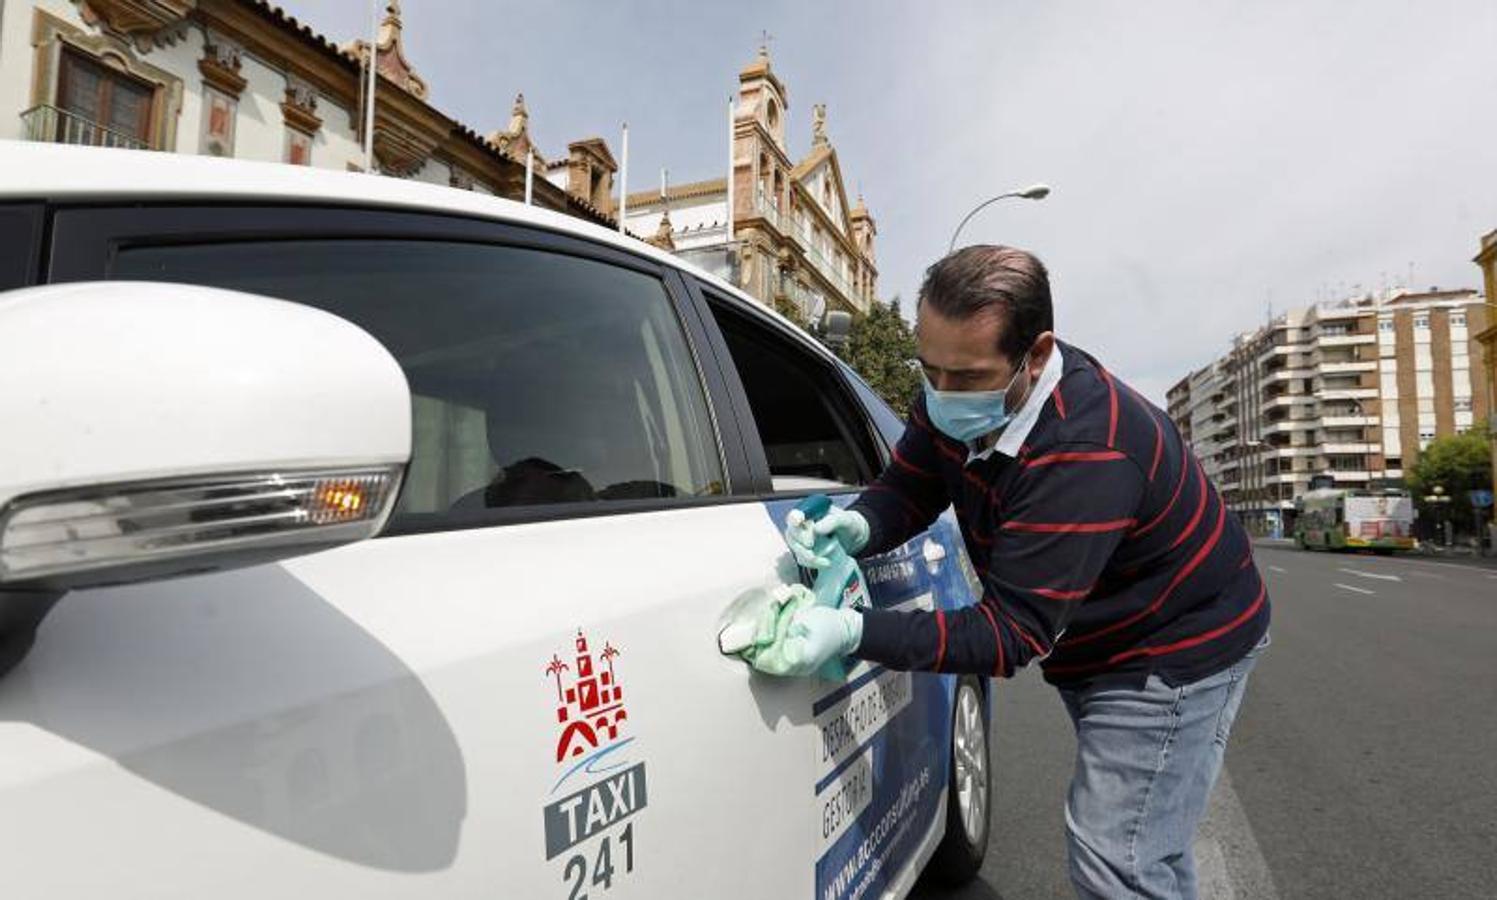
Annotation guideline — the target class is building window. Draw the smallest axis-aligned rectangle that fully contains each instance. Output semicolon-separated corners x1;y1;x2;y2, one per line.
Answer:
285;129;312;166
201;87;237;157
1451;313;1466;327
1454;397;1473;412
55;48;154;147
1377;319;1394;333
1413;315;1429;329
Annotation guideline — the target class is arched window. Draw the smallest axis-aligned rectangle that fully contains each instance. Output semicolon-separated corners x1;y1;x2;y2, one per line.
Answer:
765;98;780;133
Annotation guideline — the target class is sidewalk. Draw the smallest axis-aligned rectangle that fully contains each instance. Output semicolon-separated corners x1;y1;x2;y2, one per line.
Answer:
1252;537;1497;571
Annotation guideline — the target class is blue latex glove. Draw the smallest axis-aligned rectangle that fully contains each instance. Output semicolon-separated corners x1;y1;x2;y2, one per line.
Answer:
784;505;870;569
747;600;864;678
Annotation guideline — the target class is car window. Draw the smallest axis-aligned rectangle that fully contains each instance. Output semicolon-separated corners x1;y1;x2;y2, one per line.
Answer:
699;289;880;490
840;361;906;452
111;239;725;529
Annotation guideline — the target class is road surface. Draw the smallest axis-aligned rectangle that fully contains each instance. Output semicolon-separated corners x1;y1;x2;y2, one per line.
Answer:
913;545;1497;899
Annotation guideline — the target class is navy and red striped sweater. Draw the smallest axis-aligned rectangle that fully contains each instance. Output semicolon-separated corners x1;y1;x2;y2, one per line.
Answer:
850;341;1270;688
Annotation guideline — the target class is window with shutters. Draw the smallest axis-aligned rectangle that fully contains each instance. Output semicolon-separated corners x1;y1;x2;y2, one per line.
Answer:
55;49;154;147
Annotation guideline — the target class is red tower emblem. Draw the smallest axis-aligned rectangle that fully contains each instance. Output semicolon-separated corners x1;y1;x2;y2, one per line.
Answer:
547;630;628;763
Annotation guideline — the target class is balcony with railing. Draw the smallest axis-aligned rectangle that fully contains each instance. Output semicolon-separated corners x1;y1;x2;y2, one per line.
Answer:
1321;414;1380;428
804;241;866;312
756;190;868;312
1314;329;1376;347
21;104;151;151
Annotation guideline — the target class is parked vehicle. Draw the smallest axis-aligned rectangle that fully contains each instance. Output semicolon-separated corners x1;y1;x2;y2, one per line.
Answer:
1294;474;1415;553
0;141;990;899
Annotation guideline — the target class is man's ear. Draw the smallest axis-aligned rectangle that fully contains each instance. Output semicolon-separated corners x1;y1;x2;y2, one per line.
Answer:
1030;332;1057;377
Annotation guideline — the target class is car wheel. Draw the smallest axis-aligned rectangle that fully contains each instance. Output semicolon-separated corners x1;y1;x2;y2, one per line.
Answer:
927;675;990;886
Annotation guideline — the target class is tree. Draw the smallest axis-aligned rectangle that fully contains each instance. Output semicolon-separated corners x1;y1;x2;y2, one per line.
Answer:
771;295;810;330
1406;432;1493;536
832;296;921;417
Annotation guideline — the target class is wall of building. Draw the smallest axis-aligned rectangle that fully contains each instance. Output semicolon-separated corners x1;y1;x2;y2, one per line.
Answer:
1170;293;1487;526
0;0;619;235
625;194;732;251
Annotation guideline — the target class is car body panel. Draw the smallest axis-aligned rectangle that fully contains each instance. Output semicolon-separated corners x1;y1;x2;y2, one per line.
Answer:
0;141;992;899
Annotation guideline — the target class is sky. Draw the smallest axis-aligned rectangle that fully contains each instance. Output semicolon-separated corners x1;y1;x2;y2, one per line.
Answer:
283;0;1497;403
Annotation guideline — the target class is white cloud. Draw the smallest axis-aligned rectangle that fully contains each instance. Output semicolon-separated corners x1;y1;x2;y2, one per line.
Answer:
288;0;1497;404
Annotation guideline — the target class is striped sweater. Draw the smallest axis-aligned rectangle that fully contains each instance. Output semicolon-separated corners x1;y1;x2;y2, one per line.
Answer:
850;341;1270;688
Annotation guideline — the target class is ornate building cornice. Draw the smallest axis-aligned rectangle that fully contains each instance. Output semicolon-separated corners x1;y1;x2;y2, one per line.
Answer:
198;30;246;96
280;75;322;134
76;0;196;50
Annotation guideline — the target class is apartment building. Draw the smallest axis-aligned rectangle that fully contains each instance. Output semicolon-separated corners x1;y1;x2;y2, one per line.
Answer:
1474;230;1497;535
1168;289;1489;533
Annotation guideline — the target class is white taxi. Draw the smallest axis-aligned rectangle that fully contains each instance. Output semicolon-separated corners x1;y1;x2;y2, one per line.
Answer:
0;140;992;899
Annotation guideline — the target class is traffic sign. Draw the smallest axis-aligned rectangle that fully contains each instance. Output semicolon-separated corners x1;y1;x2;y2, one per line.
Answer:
1470;489;1494;509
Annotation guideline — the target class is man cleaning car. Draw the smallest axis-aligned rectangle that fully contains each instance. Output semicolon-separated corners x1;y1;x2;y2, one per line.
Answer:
735;245;1271;899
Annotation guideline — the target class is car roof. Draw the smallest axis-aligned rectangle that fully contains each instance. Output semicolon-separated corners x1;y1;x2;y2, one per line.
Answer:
0;140;829;356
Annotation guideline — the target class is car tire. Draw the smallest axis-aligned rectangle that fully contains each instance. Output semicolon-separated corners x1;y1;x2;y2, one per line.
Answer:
927;675;990;886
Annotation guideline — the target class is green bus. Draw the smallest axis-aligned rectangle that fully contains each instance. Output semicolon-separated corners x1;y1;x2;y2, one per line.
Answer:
1293;475;1415;552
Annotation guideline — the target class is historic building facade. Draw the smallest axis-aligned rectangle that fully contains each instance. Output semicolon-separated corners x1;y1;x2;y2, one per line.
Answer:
0;0;615;227
0;4;880;317
621;47;879;319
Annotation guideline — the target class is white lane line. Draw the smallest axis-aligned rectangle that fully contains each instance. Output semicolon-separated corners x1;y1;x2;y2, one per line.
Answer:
1334;582;1375;595
1267;565;1287;574
1196;768;1280;900
1406;570;1448;580
1337;567;1402;582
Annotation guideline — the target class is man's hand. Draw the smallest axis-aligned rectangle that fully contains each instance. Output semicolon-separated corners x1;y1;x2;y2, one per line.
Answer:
718;585;864;677
783;505;870;569
757;605;863;677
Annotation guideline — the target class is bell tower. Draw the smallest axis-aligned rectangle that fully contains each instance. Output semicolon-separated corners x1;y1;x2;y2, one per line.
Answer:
737;40;788;152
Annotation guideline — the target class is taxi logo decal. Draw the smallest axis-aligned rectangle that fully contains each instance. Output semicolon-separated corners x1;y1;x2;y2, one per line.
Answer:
541;629;646;896
548;630;628;763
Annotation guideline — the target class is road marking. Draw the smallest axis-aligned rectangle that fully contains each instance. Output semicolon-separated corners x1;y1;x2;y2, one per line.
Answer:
1195;768;1280;900
1267;565;1287;574
1337;567;1402;582
1406;570;1447;580
1334;583;1375;595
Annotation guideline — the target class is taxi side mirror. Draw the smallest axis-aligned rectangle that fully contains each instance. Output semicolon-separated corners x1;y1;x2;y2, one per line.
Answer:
0;281;412;592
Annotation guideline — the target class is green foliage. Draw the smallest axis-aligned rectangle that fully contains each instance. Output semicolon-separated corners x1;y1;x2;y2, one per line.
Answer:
1406;432;1493;534
831;296;922;417
772;295;810;330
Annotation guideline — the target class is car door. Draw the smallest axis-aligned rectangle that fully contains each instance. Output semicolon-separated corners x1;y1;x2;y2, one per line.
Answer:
2;203;820;899
688;283;985;900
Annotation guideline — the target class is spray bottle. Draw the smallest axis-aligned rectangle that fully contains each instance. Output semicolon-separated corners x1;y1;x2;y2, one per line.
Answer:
787;494;871;614
717;495;871;680
785;494;870;680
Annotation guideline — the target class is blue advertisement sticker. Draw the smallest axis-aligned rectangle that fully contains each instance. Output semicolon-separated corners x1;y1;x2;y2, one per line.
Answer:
761;498;981;900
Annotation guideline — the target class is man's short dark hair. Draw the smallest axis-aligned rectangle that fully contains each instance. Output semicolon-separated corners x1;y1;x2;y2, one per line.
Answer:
918;245;1053;363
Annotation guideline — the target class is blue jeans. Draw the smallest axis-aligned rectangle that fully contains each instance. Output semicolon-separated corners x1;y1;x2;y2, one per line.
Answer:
1058;633;1268;899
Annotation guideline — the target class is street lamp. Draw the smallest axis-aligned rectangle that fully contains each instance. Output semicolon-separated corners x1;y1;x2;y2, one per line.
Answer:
948;184;1052;253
